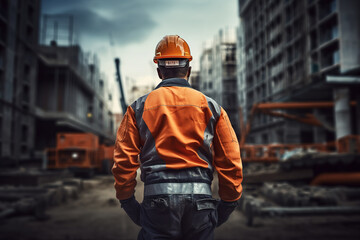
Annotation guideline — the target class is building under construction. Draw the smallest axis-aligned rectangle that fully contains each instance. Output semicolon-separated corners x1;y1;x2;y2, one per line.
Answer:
238;0;360;144
199;28;240;136
236;0;360;231
0;1;115;166
0;1;360;239
35;42;115;151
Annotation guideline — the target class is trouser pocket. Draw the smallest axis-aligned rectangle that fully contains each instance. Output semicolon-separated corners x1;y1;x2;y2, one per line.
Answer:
140;196;172;230
193;198;219;231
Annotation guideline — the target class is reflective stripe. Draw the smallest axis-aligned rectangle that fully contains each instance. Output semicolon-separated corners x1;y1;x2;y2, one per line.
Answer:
144;182;212;196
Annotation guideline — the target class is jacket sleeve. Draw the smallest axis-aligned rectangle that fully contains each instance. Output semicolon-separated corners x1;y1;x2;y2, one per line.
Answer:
213;107;243;202
112;106;141;200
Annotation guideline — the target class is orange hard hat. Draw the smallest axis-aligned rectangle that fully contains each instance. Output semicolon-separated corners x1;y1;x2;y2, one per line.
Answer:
153;35;192;64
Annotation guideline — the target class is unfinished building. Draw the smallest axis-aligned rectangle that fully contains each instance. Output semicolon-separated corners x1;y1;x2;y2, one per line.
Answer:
199;28;240;136
35;43;115;152
239;0;360;144
0;5;115;165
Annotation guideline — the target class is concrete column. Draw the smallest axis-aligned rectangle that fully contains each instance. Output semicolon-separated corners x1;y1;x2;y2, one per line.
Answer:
53;68;59;111
313;109;327;143
356;88;360;135
333;88;352;139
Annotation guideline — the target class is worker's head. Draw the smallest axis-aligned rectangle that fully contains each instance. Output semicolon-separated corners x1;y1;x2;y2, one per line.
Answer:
153;35;192;80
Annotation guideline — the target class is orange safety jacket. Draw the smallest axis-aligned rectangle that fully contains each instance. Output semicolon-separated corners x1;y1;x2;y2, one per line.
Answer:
112;78;243;202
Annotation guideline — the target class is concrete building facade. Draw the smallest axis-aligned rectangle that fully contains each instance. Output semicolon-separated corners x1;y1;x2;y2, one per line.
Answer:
199;43;216;100
189;71;200;91
237;19;247;129
199;29;240;136
0;0;41;164
239;0;360;144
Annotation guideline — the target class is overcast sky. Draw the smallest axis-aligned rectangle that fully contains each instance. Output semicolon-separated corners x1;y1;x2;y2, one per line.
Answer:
41;0;240;112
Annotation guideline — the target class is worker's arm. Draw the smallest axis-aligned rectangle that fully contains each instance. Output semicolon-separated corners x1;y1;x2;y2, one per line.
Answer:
213;107;243;227
213;107;243;201
112;106;141;200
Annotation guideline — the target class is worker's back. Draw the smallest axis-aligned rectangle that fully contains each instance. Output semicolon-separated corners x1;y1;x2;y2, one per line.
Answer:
131;78;221;185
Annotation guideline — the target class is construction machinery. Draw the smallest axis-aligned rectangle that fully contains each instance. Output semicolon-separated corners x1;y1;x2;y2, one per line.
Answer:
115;58;128;115
238;101;360;226
239;101;360;163
46;133;114;176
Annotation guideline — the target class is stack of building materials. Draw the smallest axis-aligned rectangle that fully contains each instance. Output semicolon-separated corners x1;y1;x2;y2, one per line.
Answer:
0;168;98;221
280;149;360;171
0;178;83;220
0;169;73;186
239;183;360;226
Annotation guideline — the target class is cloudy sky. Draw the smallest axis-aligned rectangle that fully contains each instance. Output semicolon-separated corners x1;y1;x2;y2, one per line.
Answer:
41;0;240;112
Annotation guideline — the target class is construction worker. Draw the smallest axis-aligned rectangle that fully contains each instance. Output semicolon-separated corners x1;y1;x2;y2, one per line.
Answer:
112;35;243;240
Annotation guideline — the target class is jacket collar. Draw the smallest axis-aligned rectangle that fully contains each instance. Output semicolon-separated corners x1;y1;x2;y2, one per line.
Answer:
155;78;191;89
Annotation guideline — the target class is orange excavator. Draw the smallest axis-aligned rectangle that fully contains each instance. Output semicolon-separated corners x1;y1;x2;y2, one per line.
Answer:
239;101;360;163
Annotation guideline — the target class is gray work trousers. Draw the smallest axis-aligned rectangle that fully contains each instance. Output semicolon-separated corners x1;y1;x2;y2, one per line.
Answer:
138;194;218;240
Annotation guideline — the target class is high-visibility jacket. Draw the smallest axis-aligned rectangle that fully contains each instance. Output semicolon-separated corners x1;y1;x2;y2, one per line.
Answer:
112;78;243;202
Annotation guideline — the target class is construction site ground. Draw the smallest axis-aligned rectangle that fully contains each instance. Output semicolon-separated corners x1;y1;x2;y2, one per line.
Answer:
0;176;360;240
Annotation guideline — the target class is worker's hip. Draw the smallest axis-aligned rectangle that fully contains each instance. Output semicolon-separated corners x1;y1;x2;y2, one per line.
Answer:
139;194;218;240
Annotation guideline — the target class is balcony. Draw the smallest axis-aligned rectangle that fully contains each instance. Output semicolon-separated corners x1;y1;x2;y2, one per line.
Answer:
271;77;285;94
269;27;282;41
270;46;282;59
321;49;339;69
285;31;303;47
268;6;282;23
319;0;336;21
319;25;338;46
271;65;283;78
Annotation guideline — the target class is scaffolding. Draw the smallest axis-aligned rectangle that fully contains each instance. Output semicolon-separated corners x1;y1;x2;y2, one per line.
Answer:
41;14;75;46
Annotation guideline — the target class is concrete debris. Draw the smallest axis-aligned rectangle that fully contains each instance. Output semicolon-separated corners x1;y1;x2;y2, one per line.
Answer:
280;152;360;170
260;183;341;207
0;176;108;221
0;169;73;186
239;183;360;226
82;179;103;190
243;163;280;175
280;148;318;162
63;178;84;191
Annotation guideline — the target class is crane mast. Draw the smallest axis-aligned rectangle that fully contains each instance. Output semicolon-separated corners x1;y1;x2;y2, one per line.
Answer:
115;58;128;114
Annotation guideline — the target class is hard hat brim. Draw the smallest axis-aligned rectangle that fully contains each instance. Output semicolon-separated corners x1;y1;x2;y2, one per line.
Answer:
154;55;192;63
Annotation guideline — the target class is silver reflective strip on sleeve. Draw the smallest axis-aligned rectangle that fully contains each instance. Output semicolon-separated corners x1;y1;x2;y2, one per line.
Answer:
144;182;212;196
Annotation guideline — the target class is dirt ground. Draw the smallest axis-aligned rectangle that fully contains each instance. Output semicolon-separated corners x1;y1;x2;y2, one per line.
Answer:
1;176;360;240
